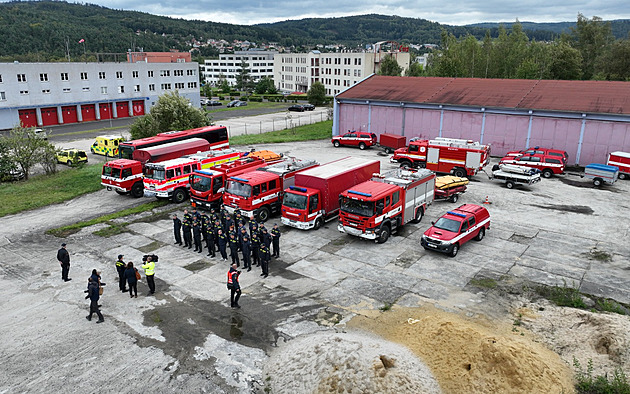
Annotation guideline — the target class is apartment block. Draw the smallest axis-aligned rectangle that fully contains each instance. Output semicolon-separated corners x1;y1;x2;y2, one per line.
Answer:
200;50;277;86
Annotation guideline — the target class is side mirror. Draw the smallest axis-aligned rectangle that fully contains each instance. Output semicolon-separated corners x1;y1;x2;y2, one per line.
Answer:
218;187;224;193
431;221;435;225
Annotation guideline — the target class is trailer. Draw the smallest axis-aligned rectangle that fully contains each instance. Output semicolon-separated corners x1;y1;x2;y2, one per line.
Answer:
434;176;468;203
379;134;407;154
489;164;541;189
607;152;630;180
581;163;619;186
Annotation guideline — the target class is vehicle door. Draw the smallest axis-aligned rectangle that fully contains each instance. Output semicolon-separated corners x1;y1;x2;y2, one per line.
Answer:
59;151;68;163
344;133;357;146
458;219;471;244
462;216;476;243
545;158;564;173
515;156;532;169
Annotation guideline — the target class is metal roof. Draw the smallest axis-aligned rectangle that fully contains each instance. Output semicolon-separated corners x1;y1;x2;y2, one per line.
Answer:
336;76;630;115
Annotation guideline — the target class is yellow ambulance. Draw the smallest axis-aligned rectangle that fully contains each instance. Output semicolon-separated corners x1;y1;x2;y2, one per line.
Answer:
90;135;125;157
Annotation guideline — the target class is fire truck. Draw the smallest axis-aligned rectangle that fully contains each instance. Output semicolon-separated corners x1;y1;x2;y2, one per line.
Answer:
338;168;435;243
222;157;319;222
391;137;491;177
281;157;380;230
101;138;211;198
143;149;243;203
189;151;283;210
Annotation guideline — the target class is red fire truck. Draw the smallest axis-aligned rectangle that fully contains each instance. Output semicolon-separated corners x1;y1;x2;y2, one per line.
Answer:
338;168;435;243
607;151;630;180
143;149;243;203
101;138;211;198
281;157;381;230
189;151;283;210
391;137;491;177
223;158;319;222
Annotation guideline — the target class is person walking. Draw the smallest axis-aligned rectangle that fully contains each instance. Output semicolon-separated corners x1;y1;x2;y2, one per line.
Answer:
172;214;182;245
227;263;241;308
271;223;281;258
251;232;261;267
192;217;203;253
259;242;270;278
86;277;104;323
124;262;139;298
182;209;193;248
56;243;71;282
228;233;240;266
141;255;156;295
115;254;127;292
241;235;252;272
217;229;228;261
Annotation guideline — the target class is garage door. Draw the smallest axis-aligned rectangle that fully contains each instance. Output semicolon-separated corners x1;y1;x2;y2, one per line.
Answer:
41;107;59;126
100;103;113;120
116;101;130;118
61;105;78;124
132;100;145;116
19;109;37;128
81;104;96;122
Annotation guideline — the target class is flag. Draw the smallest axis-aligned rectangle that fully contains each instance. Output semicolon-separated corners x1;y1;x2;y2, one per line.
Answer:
78;39;85;44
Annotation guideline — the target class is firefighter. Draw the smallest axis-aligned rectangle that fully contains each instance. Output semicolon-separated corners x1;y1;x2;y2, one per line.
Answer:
206;222;216;258
213;219;223;254
270;223;281;258
228;232;240;266
172;214;182;245
238;226;248;252
227;263;241;308
192;217;203;253
115;254;127;292
251;231;261;267
217;229;228;261
259;242;270;278
241;235;252;272
182;209;193;248
262;228;272;249
200;211;210;247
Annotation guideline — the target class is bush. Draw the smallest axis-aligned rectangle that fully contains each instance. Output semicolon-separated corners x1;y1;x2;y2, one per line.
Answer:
574;358;630;394
249;96;263;102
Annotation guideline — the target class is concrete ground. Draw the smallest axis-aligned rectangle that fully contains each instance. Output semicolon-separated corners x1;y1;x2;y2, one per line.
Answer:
0;139;629;393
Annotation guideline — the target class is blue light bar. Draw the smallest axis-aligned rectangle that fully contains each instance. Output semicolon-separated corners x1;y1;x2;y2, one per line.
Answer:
289;186;307;192
446;211;467;218
231;177;249;182
348;190;372;197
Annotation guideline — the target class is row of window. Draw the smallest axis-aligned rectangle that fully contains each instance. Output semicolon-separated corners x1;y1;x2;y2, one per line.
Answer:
205;62;273;67
3;69;196;84
203;68;273;74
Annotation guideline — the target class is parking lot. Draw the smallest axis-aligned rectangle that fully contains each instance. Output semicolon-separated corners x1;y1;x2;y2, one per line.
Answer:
0;138;629;392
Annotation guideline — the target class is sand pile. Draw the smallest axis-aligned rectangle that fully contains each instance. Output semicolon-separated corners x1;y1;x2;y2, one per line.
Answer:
347;306;574;394
264;330;442;393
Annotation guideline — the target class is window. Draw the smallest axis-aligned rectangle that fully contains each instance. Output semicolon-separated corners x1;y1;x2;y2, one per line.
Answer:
149;84;155;91
183;165;192;174
17;74;27;82
134;85;140;92
385;196;390;206
61;73;69;81
101;87;108;94
118;86;124;93
187;69;195;76
175;167;182;176
261;183;268;193
309;194;319;213
161;83;171;90
81;72;88;80
0;75;2;83
62;88;71;93
253;185;260;196
166;169;174;179
40;73;48;82
460;221;469;232
174;70;184;76
82;87;90;92
468;217;476;227
269;180;276;189
175;82;184;89
122;168;132;178
20;90;29;95
160;70;170;77
188;82;197;89
392;191;400;204
116;71;123;79
529;157;541;163
132;71;139;78
547;158;562;164
99;72;106;79
148;70;154;77
42;89;50;94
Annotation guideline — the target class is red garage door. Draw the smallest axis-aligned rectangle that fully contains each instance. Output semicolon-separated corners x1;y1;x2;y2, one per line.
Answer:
132;100;145;116
116;101;130;118
81;104;96;122
100;103;113;120
41;107;59;126
61;106;78;124
19;109;37;128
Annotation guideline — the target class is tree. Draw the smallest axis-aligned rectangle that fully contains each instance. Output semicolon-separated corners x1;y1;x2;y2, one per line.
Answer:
254;77;276;94
377;54;403;76
548;42;582;80
405;62;424;77
218;78;230;94
129;91;211;140
3;125;52;180
307;82;326;105
235;60;255;94
571;14;614;80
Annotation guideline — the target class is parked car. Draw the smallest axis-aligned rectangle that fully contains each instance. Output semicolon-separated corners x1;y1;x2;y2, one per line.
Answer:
200;97;210;105
499;153;565;178
56;148;88;166
303;104;315;111
33;128;48;140
207;100;222;107
331;131;378;150
227;100;247;108
288;104;307;112
505;146;568;164
421;204;490;257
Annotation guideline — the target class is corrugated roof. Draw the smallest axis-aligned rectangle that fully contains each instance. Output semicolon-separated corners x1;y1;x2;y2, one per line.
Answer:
337;75;630;115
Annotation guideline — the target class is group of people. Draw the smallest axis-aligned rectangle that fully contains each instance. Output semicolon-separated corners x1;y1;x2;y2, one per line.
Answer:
172;207;281;278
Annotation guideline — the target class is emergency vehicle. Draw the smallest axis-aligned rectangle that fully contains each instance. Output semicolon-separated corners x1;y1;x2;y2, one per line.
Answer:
281;157;380;230
223;157;319;222
421;204;490;257
499;153;564;178
338;168;435;243
391;137;491;177
505;146;568;164
332;131;378;150
143;149;243;203
607;152;630;180
189;151;283;210
90;135;125;157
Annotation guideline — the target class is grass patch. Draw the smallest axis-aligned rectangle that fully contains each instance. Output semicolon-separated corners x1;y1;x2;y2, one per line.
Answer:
574;358;630;394
184;261;209;272
596;298;628;315
53;125;127;138
206;101;289;114
536;281;586;309
138;241;162;253
229;120;332;146
470;277;498;289
47;200;169;237
0;164;103;217
379;303;392;311
583;248;613;262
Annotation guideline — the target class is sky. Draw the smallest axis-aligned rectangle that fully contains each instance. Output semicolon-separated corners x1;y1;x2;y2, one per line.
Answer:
87;0;630;26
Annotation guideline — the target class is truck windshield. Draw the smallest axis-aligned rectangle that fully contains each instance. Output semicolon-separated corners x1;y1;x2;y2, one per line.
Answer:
283;192;307;210
433;217;462;233
102;166;121;178
144;166;165;180
226;180;251;198
340;196;374;217
119;145;134;160
191;174;212;192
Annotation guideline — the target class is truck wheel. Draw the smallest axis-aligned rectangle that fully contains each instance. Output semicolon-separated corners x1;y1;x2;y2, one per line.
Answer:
172;188;188;204
67;160;73;166
399;161;412;170
359;142;366;150
131;182;144;198
115;190;126;195
411;207;424;223
593;178;603;187
418;162;426;168
475;228;485;241
506;181;515;189
377;226;390;244
619;173;627;180
333;141;340;148
449;243;459;257
453;168;466;178
257;206;270;222
314;218;323;230
385;148;392;154
450;194;459;203
542;169;553;178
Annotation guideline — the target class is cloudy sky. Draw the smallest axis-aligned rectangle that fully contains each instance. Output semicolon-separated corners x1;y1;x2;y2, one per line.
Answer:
37;0;630;25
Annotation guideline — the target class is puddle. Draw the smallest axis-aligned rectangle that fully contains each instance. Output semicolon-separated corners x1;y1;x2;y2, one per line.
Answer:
509;234;536;244
184;260;210;272
533;204;594;215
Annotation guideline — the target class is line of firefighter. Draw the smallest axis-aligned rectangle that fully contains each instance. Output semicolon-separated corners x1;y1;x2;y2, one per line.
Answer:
172;207;280;277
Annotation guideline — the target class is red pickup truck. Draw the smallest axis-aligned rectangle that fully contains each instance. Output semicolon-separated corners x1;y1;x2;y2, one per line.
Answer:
421;204;490;257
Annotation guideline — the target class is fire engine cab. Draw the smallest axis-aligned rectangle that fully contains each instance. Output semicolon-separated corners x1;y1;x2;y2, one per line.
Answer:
391;137;491;177
421;204;490;257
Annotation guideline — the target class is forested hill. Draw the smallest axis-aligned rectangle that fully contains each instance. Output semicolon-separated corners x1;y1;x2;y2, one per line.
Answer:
468;20;630;38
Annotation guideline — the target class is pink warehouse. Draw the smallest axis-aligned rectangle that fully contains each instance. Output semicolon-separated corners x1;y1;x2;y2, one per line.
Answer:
333;76;630;165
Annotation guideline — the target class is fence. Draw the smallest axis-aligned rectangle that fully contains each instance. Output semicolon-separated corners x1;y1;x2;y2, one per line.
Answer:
224;109;330;138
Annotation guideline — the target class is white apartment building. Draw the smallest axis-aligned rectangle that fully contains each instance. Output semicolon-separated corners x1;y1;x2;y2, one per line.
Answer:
274;50;410;96
0;61;200;130
201;50;277;86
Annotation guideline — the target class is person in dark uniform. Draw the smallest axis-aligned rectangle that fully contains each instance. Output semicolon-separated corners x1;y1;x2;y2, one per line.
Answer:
115;254;127;292
225;215;234;234
227;263;241;308
209;208;218;224
205;222;216;258
192;217;203;253
259;242;270;278
270;223;281;258
217;229;228;261
213;219;223;253
172;214;182;245
262;228;272;249
86;277;104;323
201;211;210;247
241;235;252;272
123;261;138;298
251;232;261;267
191;207;201;221
238;227;248;252
57;243;71;282
228;233;240;266
182;209;193;248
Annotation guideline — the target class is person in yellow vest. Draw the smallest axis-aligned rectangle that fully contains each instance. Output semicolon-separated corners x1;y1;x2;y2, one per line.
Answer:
141;255;156;295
